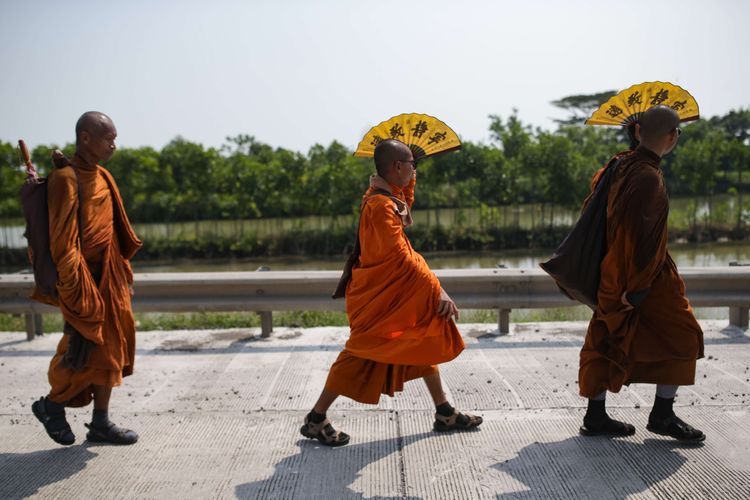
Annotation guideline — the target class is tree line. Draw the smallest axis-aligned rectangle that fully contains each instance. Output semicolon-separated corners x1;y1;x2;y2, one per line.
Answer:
1;106;748;228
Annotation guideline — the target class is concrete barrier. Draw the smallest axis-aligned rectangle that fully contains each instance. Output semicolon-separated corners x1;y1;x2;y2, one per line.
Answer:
1;267;749;340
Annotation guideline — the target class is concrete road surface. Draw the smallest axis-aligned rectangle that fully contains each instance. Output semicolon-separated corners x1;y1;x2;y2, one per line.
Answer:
1;320;749;499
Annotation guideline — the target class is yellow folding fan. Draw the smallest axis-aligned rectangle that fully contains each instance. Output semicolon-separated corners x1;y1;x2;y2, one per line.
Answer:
354;113;461;159
586;81;699;126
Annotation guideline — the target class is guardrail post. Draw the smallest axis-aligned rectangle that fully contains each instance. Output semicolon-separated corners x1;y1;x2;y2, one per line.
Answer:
24;313;43;341
498;308;510;335
259;312;273;338
255;266;273;337
729;307;749;330
35;314;43;337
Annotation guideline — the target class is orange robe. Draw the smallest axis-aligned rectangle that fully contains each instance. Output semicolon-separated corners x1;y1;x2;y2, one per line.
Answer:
579;146;704;398
45;155;142;407
325;176;465;404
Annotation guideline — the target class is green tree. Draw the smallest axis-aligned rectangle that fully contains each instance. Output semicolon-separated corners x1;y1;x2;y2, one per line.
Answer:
106;146;169;221
0;141;25;219
307;141;370;218
159;137;222;220
488;111;533;226
671;128;725;229
551;90;617;125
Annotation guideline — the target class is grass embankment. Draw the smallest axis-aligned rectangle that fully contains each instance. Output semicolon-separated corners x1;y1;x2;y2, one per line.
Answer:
0;307;598;334
0;304;731;333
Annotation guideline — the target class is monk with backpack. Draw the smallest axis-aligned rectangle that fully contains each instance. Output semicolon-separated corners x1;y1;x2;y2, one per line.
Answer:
543;91;706;442
300;139;482;446
26;111;142;446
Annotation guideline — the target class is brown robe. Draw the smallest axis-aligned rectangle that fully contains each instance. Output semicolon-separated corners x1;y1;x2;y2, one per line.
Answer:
324;175;465;404
45;154;141;407
579;146;704;398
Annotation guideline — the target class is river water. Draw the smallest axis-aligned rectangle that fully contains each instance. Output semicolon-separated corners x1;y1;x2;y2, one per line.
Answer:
3;241;748;275
126;241;750;273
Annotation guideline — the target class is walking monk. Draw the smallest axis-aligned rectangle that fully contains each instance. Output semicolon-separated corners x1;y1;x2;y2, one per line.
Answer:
32;111;142;445
300;139;482;446
579;105;705;442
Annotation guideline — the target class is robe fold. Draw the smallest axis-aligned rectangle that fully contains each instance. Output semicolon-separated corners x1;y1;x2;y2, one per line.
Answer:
579;146;704;398
325;175;465;404
45;155;142;407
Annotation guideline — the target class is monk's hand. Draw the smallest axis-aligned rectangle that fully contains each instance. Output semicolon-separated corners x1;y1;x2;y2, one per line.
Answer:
622;288;650;309
438;288;460;320
621;291;634;311
51;149;71;168
128;284;134;296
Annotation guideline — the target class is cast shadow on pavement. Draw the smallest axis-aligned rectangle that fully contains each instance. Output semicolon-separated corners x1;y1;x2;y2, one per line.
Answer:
0;444;97;498
235;431;434;500
493;435;701;499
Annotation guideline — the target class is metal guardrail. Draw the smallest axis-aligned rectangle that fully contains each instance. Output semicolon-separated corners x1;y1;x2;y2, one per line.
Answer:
1;268;749;341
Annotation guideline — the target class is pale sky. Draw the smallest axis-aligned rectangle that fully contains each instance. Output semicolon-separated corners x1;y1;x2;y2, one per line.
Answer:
1;0;748;153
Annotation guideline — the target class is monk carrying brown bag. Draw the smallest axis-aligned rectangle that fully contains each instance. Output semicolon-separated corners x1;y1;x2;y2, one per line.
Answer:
18;140;95;370
539;156;622;309
332;188;401;299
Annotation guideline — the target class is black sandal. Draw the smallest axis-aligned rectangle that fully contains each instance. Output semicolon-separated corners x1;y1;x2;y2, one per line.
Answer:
433;410;483;432
300;416;350;447
85;422;139;445
647;414;705;443
32;397;75;446
580;415;636;437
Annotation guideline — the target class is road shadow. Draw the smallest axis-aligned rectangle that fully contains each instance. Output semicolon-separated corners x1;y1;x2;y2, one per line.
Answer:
4;326;747;358
715;324;750;340
0;337;32;349
0;444;97;498
492;436;698;499
235;432;433;499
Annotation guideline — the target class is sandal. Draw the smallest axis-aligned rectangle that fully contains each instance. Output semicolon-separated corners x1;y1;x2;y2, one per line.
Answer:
85;422;139;445
433;410;483;432
300;415;350;447
32;397;75;446
647;414;705;443
580;415;635;437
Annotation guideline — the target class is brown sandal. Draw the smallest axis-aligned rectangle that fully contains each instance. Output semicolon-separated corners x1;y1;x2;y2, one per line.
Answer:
32;397;75;446
300;416;350;447
647;414;705;443
434;410;483;432
84;422;139;445
580;415;636;437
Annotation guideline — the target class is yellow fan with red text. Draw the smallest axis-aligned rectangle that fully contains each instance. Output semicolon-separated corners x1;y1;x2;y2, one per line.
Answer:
354;113;461;159
586;81;699;126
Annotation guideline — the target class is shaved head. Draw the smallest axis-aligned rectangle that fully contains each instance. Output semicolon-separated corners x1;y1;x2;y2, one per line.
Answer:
74;111;118;163
374;139;412;177
75;111;115;144
638;105;680;141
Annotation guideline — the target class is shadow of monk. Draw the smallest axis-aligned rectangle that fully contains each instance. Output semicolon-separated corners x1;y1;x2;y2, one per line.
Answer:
0;445;97;498
235;432;433;500
492;436;699;499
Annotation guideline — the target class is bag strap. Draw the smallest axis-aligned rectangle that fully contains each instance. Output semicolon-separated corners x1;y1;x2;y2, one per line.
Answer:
351;188;404;258
67;165;85;252
330;189;403;299
581;155;623;213
597;154;626;191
